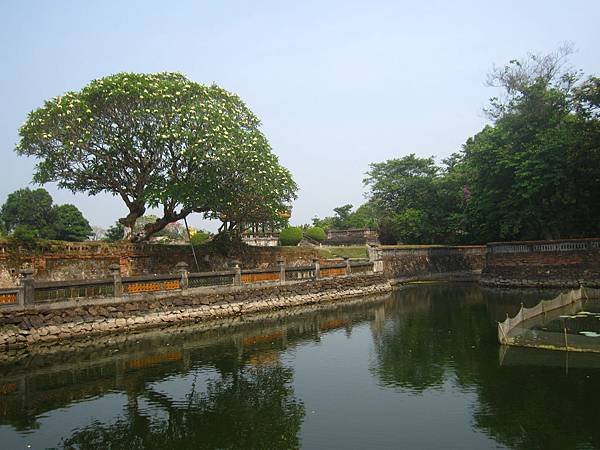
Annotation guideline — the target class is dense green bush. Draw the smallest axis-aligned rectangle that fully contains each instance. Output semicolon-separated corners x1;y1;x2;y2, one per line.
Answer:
190;231;210;245
10;225;39;243
304;226;326;241
279;226;303;246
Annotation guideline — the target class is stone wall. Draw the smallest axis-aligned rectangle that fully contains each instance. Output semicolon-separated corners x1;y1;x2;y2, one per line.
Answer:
481;239;600;288
0;240;322;287
370;245;486;281
0;274;390;349
323;228;379;246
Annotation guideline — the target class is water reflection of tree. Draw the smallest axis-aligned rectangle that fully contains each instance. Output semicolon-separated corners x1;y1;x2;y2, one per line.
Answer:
371;283;487;392
372;284;600;449
471;355;600;450
60;363;304;450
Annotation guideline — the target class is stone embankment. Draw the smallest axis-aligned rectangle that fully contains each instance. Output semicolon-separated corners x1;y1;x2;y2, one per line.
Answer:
0;274;390;349
368;245;485;282
481;239;600;288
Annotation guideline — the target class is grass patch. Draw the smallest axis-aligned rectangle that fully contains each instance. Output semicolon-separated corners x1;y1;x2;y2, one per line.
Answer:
319;246;368;260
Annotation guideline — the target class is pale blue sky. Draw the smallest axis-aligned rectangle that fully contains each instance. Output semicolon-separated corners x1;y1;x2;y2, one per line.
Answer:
1;0;599;231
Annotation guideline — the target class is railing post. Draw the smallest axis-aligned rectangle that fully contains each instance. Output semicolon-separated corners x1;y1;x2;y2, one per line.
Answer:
278;258;286;283
109;263;123;297
16;286;25;307
19;268;35;305
313;257;321;279
175;262;189;290
344;257;351;275
232;261;242;286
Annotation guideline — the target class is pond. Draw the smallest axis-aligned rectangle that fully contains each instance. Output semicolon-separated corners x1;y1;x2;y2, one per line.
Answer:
0;283;599;449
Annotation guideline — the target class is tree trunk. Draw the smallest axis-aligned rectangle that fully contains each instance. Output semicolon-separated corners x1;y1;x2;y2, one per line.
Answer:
119;203;146;241
131;206;193;242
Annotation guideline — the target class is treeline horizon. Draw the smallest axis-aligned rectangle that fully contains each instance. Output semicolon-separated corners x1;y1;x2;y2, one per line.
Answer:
313;46;600;245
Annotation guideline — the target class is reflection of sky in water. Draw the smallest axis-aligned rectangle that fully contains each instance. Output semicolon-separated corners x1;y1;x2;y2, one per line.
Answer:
0;393;128;449
293;326;502;449
147;367;219;407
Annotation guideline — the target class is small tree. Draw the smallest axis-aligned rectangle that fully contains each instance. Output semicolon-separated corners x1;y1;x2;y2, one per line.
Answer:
305;226;326;242
0;188;56;239
53;204;92;241
279;227;303;246
104;221;124;242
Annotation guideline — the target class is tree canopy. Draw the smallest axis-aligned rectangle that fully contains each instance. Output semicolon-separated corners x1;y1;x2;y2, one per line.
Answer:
0;188;92;241
460;46;600;241
53;204;93;241
16;72;296;241
359;47;600;244
312;203;377;232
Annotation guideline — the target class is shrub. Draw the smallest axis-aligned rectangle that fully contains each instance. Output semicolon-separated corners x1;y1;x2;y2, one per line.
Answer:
10;225;39;244
190;231;210;245
279;226;303;246
304;226;326;242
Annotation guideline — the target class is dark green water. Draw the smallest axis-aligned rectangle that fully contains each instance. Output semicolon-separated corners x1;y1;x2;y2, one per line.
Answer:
0;283;599;450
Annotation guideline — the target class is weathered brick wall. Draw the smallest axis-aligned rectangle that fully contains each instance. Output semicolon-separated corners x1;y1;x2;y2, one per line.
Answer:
481;239;600;287
0;241;322;287
372;245;486;280
323;229;379;246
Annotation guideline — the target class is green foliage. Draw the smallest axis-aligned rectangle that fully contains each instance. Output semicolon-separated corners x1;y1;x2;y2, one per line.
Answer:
377;216;399;245
0;188;56;239
0;188;93;242
364;155;461;244
459;48;600;241
304;226;326;241
279;226;303;246
209;231;245;254
312;202;378;232
364;47;600;243
16;72;297;242
10;225;39;243
53;204;92;241
311;215;334;231
104;222;124;242
190;231;210;245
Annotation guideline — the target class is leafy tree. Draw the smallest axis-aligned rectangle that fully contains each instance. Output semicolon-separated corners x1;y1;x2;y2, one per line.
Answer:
0;188;56;239
53;204;92;241
204;139;296;234
377;215;399;245
279;226;303;246
460;47;600;241
345;203;378;229
1;188;94;242
10;225;39;243
311;215;334;231
364;155;462;243
16;72;296;242
104;221;124;242
331;204;353;229
312;202;378;232
364;47;600;244
304;226;326;241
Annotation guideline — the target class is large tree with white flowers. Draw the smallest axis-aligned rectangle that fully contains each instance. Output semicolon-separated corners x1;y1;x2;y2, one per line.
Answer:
16;72;296;241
